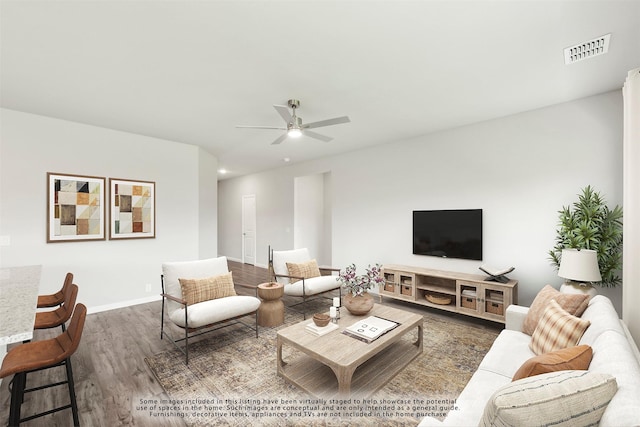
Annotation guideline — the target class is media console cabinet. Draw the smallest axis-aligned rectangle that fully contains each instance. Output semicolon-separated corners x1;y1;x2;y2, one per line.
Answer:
379;264;518;324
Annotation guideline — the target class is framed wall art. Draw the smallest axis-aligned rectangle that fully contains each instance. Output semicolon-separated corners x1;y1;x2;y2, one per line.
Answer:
47;172;106;242
109;178;155;239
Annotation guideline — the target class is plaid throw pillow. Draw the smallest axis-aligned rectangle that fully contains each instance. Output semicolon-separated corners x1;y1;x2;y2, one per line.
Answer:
530;299;590;355
178;272;236;306
523;285;590;335
286;259;321;284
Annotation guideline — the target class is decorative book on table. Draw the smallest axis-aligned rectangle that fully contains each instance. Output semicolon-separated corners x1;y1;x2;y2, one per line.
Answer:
342;316;399;343
305;321;339;336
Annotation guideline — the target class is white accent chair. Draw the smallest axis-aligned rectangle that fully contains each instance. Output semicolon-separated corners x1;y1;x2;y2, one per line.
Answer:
269;248;341;319
160;256;261;364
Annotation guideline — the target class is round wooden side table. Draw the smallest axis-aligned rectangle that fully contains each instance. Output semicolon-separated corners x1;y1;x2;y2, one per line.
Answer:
257;282;285;327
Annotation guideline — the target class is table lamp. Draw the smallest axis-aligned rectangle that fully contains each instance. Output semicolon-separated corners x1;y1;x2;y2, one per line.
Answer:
558;248;601;296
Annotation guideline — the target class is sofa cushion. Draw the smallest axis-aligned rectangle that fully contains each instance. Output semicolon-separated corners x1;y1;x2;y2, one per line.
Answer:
523;285;590;335
286;259;321;284
178;272;236;305
169;295;261;328
579;295;625;346
478;330;535;378
284;275;340;297
588;330;640;426
512;344;592;381
480;370;617;427
530;300;590;355
425;368;511;427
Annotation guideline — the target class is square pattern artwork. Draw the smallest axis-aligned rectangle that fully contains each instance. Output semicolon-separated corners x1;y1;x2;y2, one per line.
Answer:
110;178;155;239
47;173;106;242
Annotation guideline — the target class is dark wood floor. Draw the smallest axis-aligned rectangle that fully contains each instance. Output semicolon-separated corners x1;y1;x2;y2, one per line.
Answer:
0;261;499;426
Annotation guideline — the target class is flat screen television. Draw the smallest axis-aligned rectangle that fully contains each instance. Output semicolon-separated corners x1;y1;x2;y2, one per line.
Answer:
413;209;483;260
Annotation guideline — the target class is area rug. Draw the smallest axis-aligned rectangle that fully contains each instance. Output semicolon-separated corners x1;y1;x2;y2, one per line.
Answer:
144;306;499;427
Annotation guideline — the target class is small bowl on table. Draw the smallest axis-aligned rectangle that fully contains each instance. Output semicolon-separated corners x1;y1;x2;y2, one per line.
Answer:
312;313;330;327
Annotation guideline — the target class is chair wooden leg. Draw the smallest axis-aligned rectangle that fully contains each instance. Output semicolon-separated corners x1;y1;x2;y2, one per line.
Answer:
65;358;80;426
9;371;26;426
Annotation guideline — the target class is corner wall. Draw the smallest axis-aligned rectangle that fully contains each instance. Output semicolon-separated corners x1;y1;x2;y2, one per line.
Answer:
218;91;624;312
0;109;217;311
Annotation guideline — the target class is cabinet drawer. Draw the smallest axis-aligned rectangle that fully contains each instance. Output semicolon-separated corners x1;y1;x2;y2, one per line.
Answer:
486;301;504;315
461;296;477;310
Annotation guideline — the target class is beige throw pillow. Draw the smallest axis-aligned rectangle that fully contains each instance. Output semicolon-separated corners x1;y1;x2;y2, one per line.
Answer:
523;284;590;335
179;272;236;305
481;370;617;427
512;344;592;381
286;259;321;284
530;299;591;355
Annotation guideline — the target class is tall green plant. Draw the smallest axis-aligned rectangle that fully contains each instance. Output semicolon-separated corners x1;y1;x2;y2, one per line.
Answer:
548;185;623;287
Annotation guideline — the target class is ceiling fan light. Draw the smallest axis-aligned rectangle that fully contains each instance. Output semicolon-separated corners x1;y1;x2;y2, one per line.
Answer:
288;128;302;138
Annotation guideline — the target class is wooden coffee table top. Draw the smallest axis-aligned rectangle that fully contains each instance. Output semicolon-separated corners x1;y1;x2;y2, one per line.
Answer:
277;303;423;397
278;303;422;367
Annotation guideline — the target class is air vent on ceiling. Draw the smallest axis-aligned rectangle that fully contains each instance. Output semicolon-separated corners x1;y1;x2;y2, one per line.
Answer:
564;34;611;65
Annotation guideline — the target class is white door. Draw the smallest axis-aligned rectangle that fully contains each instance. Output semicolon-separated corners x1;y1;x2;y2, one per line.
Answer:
242;195;256;265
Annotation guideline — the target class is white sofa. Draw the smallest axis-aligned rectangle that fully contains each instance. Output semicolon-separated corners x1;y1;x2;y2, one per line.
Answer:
419;295;640;426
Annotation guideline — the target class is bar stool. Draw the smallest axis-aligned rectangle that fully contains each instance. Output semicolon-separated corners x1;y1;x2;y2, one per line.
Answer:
0;303;87;426
34;283;78;332
37;272;73;308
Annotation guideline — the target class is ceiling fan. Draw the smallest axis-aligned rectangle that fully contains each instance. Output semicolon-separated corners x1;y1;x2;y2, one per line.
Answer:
236;99;351;145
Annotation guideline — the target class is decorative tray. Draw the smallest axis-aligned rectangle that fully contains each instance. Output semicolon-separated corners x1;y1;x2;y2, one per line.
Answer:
425;293;452;305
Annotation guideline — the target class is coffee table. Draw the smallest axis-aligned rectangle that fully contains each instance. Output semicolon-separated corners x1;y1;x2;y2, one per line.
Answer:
276;303;423;398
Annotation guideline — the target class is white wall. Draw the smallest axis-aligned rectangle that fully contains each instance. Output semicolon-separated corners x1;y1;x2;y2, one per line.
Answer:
218;91;624;313
623;68;640;345
0;109;217;312
198;147;218;258
322;172;333;266
294;173;331;265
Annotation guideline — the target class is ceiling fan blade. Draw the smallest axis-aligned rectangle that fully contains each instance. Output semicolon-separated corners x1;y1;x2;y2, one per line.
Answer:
271;133;288;145
273;105;292;123
236;125;287;130
302;116;350;129
303;130;333;142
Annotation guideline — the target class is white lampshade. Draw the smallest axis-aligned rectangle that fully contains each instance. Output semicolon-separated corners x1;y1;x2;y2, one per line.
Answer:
558;248;602;282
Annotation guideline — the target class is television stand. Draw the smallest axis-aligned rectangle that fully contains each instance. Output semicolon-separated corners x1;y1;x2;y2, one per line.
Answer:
379;264;518;324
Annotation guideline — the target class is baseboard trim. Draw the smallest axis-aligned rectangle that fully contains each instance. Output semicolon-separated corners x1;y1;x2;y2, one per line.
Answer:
87;294;162;314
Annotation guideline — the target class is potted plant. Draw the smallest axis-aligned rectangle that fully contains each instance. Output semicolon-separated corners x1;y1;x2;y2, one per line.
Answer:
337;263;384;315
548;185;623;288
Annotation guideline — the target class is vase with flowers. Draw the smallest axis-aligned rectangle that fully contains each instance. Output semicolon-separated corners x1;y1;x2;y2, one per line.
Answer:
337;263;384;315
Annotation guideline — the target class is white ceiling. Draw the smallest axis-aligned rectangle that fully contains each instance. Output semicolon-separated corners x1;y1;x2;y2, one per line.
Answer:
2;1;639;179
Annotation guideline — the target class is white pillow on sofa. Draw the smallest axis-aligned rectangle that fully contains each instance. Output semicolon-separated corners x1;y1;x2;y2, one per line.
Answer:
480;370;617;427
